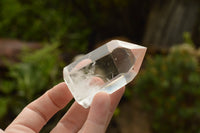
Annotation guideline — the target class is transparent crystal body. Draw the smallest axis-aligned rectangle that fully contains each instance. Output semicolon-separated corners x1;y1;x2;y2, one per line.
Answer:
63;40;146;108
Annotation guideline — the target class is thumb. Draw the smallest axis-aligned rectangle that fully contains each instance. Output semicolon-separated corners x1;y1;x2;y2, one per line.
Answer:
80;92;110;133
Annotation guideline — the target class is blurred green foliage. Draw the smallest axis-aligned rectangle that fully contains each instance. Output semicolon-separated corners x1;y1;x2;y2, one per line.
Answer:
0;0;150;53
1;0;200;132
0;0;91;52
135;44;200;133
0;43;63;128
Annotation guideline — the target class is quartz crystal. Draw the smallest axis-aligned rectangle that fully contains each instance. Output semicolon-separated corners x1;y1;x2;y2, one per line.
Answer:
63;40;147;108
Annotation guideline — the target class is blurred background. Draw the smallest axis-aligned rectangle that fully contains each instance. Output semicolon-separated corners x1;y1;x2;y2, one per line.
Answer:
0;0;200;132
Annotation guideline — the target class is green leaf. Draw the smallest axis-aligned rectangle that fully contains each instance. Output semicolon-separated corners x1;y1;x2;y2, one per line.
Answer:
0;98;9;119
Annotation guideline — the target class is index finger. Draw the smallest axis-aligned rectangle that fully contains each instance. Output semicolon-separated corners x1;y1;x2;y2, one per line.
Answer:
5;82;73;133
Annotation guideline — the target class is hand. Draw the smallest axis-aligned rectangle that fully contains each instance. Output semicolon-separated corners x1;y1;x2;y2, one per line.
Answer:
1;82;125;133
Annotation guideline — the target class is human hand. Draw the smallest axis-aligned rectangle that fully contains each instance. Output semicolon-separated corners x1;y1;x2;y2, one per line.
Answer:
1;82;125;133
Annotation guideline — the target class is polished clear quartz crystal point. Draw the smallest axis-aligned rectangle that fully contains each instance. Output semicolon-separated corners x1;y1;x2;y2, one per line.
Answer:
63;40;147;108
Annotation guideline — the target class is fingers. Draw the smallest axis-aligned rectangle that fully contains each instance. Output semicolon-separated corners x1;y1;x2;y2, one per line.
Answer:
52;85;125;133
109;87;125;113
106;86;125;127
80;92;111;133
51;102;89;133
72;59;92;72
5;82;73;133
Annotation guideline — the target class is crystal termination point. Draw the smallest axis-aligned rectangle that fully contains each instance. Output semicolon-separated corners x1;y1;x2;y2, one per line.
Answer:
63;40;147;108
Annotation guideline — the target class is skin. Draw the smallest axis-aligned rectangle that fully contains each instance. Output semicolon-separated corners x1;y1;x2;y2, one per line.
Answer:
1;82;125;133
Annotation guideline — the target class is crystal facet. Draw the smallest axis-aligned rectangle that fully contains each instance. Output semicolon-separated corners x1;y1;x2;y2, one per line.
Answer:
63;40;147;108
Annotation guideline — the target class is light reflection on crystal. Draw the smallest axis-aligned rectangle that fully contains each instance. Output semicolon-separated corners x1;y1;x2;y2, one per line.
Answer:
63;40;147;108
